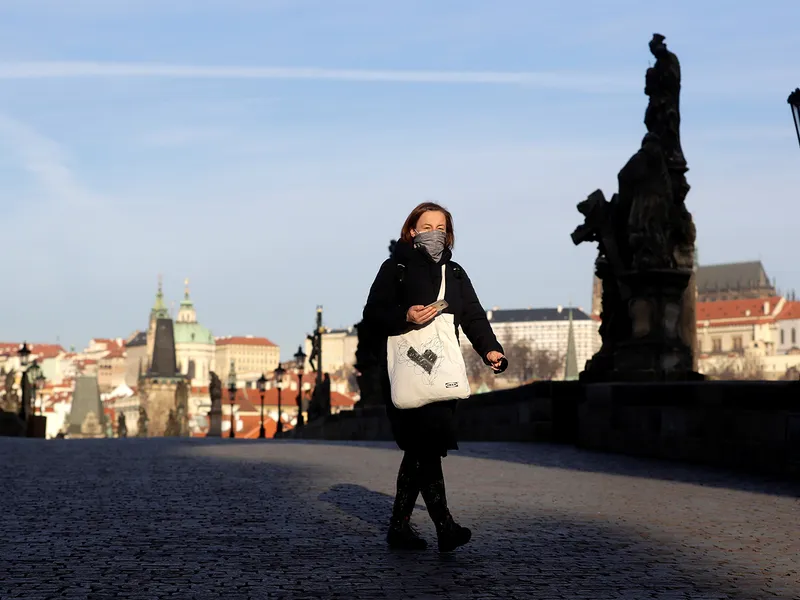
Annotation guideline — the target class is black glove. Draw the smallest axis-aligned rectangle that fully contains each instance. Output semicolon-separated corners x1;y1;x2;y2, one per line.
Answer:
493;357;508;375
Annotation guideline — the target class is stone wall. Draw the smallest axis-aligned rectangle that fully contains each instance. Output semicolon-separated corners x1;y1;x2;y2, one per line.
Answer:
579;381;799;477
289;380;799;478
290;381;582;444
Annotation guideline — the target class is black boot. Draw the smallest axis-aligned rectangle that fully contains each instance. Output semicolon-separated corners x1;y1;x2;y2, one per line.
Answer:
387;453;427;550
387;516;427;550
418;464;472;553
434;513;472;553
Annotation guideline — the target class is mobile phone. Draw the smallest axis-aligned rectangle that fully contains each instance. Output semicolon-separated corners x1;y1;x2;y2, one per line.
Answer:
426;300;449;312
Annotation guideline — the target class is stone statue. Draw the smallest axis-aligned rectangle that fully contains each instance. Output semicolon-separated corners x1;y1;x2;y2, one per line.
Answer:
1;369;17;412
206;371;223;437
572;34;699;381
174;379;190;437
164;409;179;436
117;412;128;438
209;372;222;406
137;406;149;438
19;370;32;419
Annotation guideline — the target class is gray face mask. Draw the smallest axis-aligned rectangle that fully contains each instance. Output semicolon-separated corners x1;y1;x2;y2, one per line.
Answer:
413;230;447;263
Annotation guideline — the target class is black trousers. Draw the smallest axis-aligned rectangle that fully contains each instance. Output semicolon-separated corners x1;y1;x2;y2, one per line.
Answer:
391;450;450;525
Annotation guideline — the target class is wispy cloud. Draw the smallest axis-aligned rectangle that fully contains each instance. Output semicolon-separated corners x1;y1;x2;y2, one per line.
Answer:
0;113;102;209
0;61;637;93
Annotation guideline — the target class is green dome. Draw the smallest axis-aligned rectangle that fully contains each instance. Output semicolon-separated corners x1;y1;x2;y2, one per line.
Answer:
174;321;214;345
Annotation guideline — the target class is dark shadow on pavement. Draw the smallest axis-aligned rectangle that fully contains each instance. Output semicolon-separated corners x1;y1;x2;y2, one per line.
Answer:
2;438;796;600
319;483;425;529
287;438;800;499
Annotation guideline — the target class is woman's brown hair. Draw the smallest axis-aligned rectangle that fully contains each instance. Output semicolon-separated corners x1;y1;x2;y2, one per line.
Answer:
399;202;455;249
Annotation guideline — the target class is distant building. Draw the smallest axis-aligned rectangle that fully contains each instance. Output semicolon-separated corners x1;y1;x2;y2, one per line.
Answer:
124;331;147;388
303;327;358;374
173;279;215;387
590;259;780;316
696;261;777;302
215;336;280;384
696;295;800;378
138;317;186;436
97;347;126;393
66;376;106;439
481;306;601;376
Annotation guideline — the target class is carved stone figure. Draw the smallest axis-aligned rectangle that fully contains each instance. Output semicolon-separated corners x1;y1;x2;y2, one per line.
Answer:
137;406;149;438
206;372;223;437
174;379;190;436
1;369;17;412
117;412;128;438
572;34;700;381
164;409;179;436
209;372;222;405
19;371;32;419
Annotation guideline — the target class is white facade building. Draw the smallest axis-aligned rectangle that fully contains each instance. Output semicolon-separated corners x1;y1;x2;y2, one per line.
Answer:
480;306;601;374
304;328;359;374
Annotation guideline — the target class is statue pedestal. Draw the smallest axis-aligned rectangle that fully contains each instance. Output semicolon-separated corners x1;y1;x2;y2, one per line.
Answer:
26;415;47;438
207;406;222;437
612;268;701;381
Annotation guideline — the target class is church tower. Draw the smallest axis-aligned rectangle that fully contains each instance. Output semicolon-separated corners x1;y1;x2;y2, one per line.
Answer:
146;275;170;366
564;308;579;381
177;279;197;324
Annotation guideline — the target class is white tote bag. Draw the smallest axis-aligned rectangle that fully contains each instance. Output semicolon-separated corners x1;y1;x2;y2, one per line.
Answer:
387;264;471;409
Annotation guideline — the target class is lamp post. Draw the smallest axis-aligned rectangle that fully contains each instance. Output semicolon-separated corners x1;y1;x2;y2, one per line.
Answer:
27;360;43;417
17;343;31;420
294;346;306;428
789;88;800;150
227;360;237;439
257;373;268;439
273;364;285;436
35;372;46;416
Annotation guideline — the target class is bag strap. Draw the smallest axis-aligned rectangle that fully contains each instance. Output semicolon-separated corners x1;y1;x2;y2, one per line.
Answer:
437;264;446;301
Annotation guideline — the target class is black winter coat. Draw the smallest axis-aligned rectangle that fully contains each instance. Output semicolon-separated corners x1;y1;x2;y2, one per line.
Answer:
362;240;503;456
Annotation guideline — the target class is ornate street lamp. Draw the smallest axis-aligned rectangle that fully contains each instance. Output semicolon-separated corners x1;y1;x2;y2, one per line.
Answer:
35;372;46;416
27;360;43;417
789;89;800;150
18;342;30;368
257;373;268;439
227;360;237;439
273;364;286;436
17;343;31;420
294;346;306;428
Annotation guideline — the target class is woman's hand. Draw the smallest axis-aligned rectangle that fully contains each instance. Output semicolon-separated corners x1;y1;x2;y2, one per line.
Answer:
406;305;437;325
486;351;507;372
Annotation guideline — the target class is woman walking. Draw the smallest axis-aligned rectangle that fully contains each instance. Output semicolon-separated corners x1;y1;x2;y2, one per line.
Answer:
363;202;506;552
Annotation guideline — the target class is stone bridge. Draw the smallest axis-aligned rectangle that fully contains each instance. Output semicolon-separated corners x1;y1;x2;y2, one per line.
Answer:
2;438;799;599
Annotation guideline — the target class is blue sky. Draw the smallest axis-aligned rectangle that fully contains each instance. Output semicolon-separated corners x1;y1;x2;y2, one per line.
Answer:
1;0;799;358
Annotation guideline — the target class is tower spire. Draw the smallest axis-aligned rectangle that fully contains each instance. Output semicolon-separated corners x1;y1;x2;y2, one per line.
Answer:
564;306;579;381
151;274;168;317
184;278;190;300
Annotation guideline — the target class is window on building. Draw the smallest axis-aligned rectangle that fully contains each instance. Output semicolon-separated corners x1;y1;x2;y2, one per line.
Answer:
732;336;743;351
712;338;722;353
781;329;785;345
793;328;797;345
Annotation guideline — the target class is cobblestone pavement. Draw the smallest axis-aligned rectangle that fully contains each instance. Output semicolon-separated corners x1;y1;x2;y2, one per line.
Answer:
2;438;799;600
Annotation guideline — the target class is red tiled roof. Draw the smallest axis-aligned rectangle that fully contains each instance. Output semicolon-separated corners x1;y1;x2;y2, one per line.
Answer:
215;336;277;347
0;342;65;359
101;348;126;360
696;296;782;324
92;338;124;348
776;301;800;321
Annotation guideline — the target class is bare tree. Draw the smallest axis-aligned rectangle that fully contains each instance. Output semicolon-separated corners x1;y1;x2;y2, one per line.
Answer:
530;348;565;381
703;355;765;380
780;366;800;381
462;345;492;388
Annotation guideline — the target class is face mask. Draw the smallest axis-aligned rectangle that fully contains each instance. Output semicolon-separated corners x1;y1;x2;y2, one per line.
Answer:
413;230;447;263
